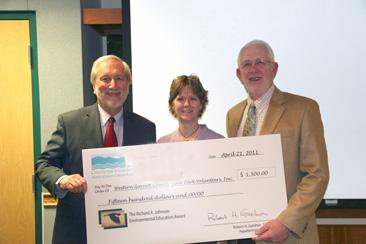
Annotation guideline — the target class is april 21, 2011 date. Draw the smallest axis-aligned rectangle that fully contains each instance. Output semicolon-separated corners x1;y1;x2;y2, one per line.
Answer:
220;150;260;159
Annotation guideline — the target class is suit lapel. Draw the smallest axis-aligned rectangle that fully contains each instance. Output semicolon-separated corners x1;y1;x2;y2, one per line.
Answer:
122;110;132;146
83;103;104;148
228;101;247;137
260;87;286;135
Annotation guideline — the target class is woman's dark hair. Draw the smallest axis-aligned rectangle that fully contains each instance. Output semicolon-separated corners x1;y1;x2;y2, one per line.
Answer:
168;75;208;118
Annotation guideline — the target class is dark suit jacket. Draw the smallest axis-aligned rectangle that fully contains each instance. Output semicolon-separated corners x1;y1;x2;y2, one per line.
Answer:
226;87;329;244
35;103;156;244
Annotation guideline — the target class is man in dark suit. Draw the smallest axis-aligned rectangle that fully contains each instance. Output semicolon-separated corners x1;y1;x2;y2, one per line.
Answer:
226;40;329;244
35;55;156;244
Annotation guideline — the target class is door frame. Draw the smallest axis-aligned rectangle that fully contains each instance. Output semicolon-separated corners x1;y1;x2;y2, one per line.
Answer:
0;11;42;244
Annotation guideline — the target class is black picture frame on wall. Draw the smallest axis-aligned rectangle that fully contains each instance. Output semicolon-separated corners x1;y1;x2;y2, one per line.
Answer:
121;0;133;112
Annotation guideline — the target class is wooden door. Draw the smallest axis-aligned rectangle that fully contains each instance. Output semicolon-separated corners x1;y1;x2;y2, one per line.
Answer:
0;19;35;244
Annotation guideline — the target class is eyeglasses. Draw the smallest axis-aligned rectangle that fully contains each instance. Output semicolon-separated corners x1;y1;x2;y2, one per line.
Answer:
240;59;273;70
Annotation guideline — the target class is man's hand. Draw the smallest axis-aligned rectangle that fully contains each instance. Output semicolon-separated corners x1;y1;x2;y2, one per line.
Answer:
59;174;88;193
253;219;289;243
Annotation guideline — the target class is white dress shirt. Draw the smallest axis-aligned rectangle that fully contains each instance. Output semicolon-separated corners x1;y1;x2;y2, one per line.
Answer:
98;104;124;146
236;84;275;137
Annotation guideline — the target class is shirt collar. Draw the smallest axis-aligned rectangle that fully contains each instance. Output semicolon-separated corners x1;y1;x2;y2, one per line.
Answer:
248;84;275;109
97;104;123;127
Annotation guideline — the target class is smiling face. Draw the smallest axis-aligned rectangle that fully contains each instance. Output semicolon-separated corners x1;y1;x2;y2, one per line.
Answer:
236;43;278;100
92;58;130;116
172;86;202;123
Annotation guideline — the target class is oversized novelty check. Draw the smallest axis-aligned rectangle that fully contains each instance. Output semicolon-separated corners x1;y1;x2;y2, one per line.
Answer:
82;134;287;244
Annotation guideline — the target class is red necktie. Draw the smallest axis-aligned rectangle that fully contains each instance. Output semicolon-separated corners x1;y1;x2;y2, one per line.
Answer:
104;117;118;147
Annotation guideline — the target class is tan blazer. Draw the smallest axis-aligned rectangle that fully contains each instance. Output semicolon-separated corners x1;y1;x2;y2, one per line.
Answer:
226;87;329;244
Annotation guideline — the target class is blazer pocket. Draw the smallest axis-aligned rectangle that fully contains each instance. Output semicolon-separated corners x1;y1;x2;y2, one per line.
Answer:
278;128;295;139
278;128;298;152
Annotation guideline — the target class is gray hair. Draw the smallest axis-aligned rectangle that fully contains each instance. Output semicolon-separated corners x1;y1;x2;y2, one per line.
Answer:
237;40;275;66
90;55;132;85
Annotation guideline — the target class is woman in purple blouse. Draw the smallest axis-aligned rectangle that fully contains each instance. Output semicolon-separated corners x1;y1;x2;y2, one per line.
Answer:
157;75;224;143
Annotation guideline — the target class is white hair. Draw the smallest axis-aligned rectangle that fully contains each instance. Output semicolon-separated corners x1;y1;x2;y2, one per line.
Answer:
237;40;275;66
90;55;132;85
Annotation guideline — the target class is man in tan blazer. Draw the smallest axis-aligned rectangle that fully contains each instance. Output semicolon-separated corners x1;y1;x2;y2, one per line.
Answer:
226;40;329;244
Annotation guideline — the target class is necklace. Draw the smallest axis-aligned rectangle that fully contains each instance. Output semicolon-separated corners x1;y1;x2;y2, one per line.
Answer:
178;125;200;141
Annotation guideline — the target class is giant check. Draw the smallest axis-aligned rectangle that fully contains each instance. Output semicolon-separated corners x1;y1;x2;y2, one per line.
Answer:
82;134;287;244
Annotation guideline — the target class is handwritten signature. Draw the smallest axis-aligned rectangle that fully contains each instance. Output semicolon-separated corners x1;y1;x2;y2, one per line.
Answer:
207;209;268;222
